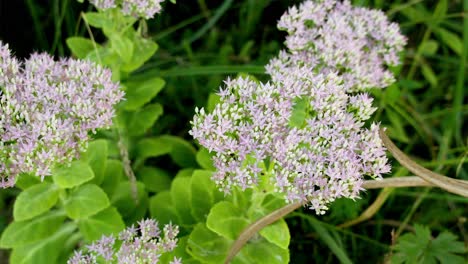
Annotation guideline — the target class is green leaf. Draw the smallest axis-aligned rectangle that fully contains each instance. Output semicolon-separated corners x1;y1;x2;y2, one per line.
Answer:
0;211;66;248
258;219;290;250
288;97;308;128
228;188;253;212
137;166;172;193
398;79;424;91
135;136;197;168
207;93;221;112
9;222;76;264
13;183;60;221
125;103;164;137
78;207;125;242
187;223;230;263
149;191;181;226
161;135;198;167
196;148;215;170
66;37;98;59
14;173;41;190
82;139;108;185
237;239;289;264
121;36;158;72
384;84;401;105
101;159;125;197
206;201;250;240
136;137;172;161
121;77;165;111
110;181;148;222
435;28;463;55
176;168;195;178
110;33;134;63
83;12;112;29
392;225;466;264
86;46;120;67
191;170;223;222
56;233;82;264
171;176;196;225
65;184;110;219
420;40;439;56
421;64;438;87
52;161;95;189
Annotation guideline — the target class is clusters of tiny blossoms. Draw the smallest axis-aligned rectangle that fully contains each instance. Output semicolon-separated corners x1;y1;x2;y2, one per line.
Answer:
89;0;165;19
0;41;123;187
276;0;406;91
190;0;405;214
68;219;181;264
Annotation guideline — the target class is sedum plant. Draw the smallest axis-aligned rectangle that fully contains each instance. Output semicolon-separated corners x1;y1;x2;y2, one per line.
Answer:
68;219;181;264
190;0;406;214
0;42;123;187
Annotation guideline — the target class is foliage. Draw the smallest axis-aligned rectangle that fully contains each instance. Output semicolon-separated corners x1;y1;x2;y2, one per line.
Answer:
391;225;466;264
0;0;466;263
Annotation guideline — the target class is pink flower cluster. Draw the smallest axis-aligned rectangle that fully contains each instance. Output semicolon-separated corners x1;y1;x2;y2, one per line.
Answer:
190;0;406;214
89;0;165;19
68;219;181;264
0;42;124;187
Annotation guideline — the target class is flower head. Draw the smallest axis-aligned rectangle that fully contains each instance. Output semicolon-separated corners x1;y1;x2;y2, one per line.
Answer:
276;0;406;91
68;219;181;264
0;41;124;187
89;0;165;19
190;0;404;214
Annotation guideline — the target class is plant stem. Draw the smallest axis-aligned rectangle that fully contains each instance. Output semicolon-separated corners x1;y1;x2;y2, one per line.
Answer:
225;129;468;263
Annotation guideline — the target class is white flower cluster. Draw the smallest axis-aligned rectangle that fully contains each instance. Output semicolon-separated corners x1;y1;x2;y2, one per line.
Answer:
89;0;165;19
0;41;123;187
191;0;406;214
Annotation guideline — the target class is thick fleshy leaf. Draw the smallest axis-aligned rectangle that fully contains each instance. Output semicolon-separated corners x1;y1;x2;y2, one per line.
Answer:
66;37;98;58
121;36;158;72
14;173;41;190
101;159;125;197
0;210;66;248
187;223;230;264
195;148;215;170
191;170;223;222
206;201;250;240
125;103;164;137
81;139;108;185
52;161;95;189
288;97;308;128
9;222;76;264
171;176;196;225
83;12;112;28
137;166;172;193
109;33;134;62
13;183;60;221
136;137;172;161
149;191;181;226
237;238;289;264
110;181;148;223
160;135;198;168
65;184;110;219
78;207;125;242
121;77;165;111
258;219;290;250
